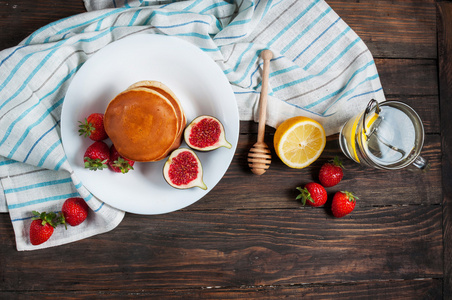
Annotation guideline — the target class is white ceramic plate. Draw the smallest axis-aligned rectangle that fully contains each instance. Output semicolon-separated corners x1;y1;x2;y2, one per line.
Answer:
61;34;239;215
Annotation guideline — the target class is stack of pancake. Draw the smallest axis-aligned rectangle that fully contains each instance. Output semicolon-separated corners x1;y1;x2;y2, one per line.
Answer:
104;80;186;162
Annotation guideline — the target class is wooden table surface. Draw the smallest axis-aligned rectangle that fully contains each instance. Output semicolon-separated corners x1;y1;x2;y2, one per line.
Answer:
1;0;451;299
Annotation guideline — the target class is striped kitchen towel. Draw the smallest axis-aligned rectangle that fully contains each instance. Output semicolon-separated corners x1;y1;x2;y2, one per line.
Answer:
0;0;385;250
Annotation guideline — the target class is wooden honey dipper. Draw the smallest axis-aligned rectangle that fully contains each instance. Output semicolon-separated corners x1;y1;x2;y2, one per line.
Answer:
247;49;273;175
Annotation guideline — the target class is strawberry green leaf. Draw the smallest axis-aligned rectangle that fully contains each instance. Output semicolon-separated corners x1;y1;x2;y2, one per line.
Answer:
112;157;134;174
31;211;62;228
296;186;313;206
78;119;95;138
341;191;358;202
332;156;344;169
84;157;108;171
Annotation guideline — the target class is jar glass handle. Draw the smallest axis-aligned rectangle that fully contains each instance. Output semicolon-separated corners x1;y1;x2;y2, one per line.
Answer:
362;99;380;137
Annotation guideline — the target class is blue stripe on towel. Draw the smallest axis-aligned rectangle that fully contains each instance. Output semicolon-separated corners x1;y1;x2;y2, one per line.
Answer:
2;64;81;150
184;0;203;11
142;9;212;24
292;16;340;62
0;29;113;110
94;202;105;212
267;0;320;47
129;9;141;26
302;60;375;109
233;44;253;72
0;47;58;111
231;51;260;84
0;45;27;67
200;1;230;14
321;73;380;115
43;9;128;43
84;194;93;202
4;177;73;194
8;192;79;210
246;56;284;89
260;0;273;20
8;93;66;156
303;26;351;71
54;156;67;171
214;33;247;40
0;159;17;166
37;139;61;167
24;120;61;163
273;37;361;93
281;6;332;55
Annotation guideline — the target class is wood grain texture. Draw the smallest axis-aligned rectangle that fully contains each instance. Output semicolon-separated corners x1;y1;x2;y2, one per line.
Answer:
0;206;443;290
0;1;86;49
376;58;438;96
437;2;452;298
0;279;443;299
328;0;437;59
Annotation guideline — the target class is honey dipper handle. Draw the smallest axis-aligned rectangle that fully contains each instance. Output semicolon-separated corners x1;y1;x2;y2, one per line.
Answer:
257;50;273;143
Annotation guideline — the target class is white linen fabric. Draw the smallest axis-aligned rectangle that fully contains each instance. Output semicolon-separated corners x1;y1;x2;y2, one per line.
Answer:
0;0;385;250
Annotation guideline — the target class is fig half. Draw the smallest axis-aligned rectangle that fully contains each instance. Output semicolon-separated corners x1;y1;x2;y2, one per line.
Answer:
163;148;207;190
184;115;232;151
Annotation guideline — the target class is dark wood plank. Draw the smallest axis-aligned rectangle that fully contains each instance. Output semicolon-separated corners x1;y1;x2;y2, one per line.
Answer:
0;205;442;290
328;0;437;59
376;58;438;96
0;1;86;49
437;2;452;298
0;279;442;299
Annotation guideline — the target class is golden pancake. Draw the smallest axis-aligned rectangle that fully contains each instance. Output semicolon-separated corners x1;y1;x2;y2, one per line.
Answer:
127;80;186;134
126;81;187;160
153;128;183;161
104;88;179;162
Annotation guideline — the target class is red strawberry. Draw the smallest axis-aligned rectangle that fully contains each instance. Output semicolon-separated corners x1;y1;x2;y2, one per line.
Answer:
319;156;344;187
61;197;89;227
331;191;358;218
296;182;327;207
84;141;110;171
78;113;108;141
29;211;60;245
109;144;135;174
